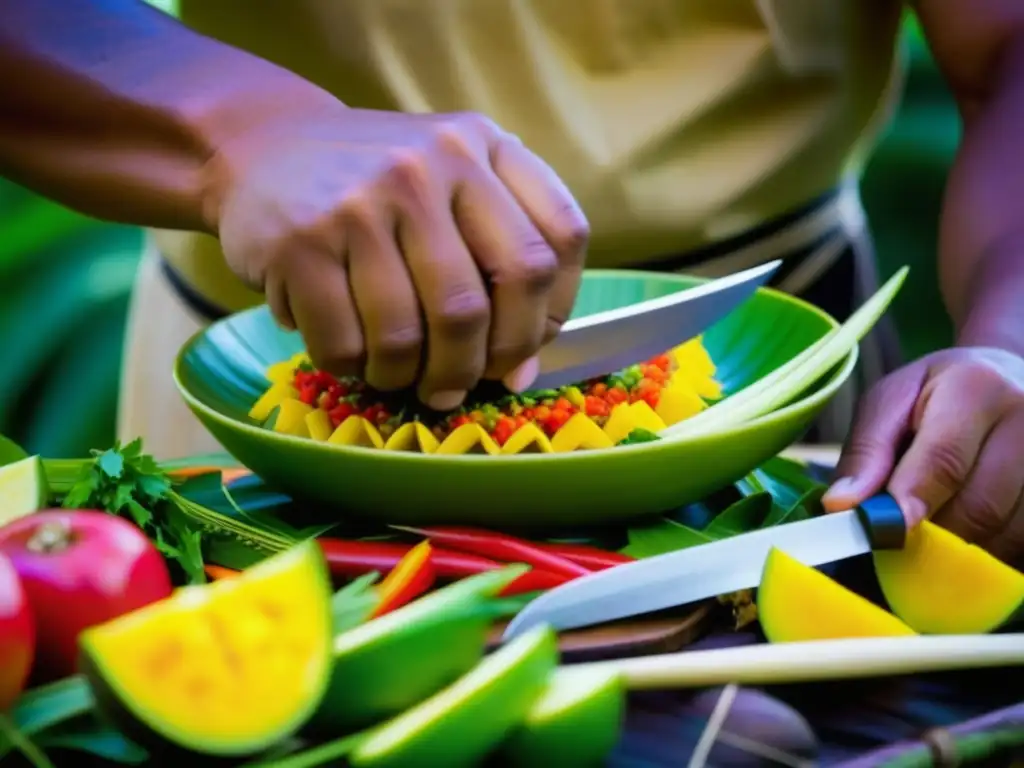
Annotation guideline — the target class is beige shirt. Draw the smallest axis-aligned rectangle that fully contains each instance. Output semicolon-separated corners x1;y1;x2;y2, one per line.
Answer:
148;0;906;312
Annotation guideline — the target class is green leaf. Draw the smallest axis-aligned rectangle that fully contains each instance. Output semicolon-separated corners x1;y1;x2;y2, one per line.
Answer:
245;733;365;768
95;449;124;479
766;485;826;528
36;718;147;764
0;677;93;759
617;427;661;446
734;472;766;498
704;493;774;537
621;519;713;558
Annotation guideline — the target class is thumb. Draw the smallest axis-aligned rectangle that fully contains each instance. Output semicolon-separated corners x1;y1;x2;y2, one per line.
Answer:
822;365;925;512
886;367;1001;526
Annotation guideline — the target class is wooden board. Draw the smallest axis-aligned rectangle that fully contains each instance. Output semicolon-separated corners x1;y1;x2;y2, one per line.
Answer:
487;601;717;662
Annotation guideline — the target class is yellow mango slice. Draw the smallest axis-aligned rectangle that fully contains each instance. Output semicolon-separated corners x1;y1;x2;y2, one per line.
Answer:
274;399;313;438
435;424;499;455
249;382;298;422
305;410;334;442
328;416;385;449
601;404;638;445
655;386;706;426
873;521;1024;634
671;337;716;378
670;369;723;400
551;413;614;452
265;360;298;385
384;422;441;453
290;352;311;366
758;548;915;642
626;401;667;432
501;424;553;454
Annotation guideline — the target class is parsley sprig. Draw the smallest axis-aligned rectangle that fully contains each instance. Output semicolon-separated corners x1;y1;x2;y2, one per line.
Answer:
56;439;206;584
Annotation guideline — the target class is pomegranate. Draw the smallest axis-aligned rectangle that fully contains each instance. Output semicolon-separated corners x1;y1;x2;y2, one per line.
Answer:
0;510;172;681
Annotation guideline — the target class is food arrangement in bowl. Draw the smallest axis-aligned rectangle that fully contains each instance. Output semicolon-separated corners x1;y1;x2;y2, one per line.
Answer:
173;268;906;523
249;337;722;455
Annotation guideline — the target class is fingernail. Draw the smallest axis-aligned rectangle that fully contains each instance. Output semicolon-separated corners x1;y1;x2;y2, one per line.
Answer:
425;390;467;412
502;355;540;393
822;476;859;504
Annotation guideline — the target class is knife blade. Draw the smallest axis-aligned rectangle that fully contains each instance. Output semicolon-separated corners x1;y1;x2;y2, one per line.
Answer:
530;259;781;390
501;495;907;641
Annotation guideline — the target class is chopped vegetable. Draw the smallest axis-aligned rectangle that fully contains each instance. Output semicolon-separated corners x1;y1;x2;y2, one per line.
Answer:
317;538;569;596
250;339;721;454
394;526;591;580
371;541;435;618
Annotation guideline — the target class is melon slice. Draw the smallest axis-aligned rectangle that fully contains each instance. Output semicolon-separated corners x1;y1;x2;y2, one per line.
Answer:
79;540;333;757
873;521;1024;634
758;548;915;642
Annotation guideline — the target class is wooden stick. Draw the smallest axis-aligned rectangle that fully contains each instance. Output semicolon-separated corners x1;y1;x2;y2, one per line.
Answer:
571;634;1024;690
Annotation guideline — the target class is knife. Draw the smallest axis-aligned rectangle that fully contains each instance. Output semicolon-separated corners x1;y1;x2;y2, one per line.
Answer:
529;259;781;390
502;494;907;641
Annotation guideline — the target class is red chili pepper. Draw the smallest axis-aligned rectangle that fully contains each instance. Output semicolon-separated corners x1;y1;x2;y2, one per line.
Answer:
392;526;591;579
317;538;569;596
371;541;435;618
533;542;634;571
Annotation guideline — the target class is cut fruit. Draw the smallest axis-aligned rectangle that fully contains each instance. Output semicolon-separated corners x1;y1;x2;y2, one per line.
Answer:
502;667;624;767
308;567;525;734
0;456;47;529
873;521;1024;634
349;624;557;768
758;548;915;642
79;540;333;757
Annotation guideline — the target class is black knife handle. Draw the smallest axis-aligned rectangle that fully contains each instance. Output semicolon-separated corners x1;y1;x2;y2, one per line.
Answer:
857;494;907;550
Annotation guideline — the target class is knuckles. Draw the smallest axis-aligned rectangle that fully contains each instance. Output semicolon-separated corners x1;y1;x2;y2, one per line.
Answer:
431;287;492;339
921;440;972;495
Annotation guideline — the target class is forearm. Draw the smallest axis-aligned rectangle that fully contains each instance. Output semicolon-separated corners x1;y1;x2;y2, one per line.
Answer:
936;36;1024;356
0;0;337;233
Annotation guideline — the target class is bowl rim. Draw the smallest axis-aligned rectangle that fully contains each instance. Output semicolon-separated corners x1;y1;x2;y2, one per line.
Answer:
173;274;856;465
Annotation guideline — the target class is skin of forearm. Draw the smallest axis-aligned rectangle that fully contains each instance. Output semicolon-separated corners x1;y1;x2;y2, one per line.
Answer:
935;34;1024;357
0;0;337;233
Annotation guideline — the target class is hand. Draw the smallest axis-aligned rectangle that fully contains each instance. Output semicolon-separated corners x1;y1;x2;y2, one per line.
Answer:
822;347;1024;564
205;104;589;411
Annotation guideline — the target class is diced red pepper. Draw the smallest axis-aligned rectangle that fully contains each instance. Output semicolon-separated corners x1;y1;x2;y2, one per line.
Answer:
393;526;592;579
371;540;435;618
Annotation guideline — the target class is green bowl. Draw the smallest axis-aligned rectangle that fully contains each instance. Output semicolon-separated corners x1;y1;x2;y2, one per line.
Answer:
174;271;856;527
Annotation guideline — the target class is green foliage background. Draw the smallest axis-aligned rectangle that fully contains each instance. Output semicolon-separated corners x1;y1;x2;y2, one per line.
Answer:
0;19;957;459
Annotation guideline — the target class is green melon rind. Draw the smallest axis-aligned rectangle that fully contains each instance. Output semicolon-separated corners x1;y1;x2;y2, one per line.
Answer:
79;540;335;759
349;624;558;768
308;565;527;734
500;666;625;767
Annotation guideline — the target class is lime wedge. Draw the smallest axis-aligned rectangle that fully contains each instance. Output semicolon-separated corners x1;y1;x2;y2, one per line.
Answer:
502;666;625;766
0;455;48;529
350;625;557;768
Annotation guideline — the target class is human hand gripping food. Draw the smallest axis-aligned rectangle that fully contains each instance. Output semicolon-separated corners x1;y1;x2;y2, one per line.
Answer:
206;107;589;411
0;0;588;413
823;348;1024;565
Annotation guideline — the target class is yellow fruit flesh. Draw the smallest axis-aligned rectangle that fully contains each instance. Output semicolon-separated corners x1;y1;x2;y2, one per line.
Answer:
759;548;915;642
873;521;1024;634
82;546;331;752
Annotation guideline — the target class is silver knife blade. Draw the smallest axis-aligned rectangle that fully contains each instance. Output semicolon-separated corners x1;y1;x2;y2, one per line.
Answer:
502;507;870;641
530;259;781;390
